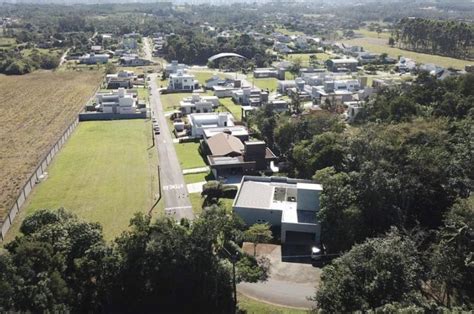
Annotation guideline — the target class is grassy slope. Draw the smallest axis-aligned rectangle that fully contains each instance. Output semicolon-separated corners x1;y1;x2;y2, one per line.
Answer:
12;120;158;241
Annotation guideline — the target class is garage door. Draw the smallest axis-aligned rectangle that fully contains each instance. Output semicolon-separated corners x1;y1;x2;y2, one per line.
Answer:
285;231;316;243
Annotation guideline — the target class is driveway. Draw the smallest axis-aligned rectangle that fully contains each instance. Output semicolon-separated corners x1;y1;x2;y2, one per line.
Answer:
237;243;321;309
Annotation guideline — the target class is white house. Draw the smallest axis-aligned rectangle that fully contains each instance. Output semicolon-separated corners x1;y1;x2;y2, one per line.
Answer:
188;112;235;138
96;88;136;114
233;176;323;243
165;60;188;74
79;53;109;64
168;71;199;91
180;94;219;115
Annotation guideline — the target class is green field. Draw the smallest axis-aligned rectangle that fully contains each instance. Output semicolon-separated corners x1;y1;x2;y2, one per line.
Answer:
9;120;159;241
174;141;207;169
0;37;16;47
219;98;242;121
356;28;391;40
238;294;310;314
342;37;472;70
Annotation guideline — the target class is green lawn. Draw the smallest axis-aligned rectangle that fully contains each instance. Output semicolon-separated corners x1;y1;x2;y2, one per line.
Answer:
247;76;279;91
356;28;391;40
184;171;214;184
188;70;226;85
342;37;471;70
174;141;207;169
284;52;333;65
238;294;310;314
136;87;149;103
219;98;242;121
0;37;16;47
160;91;213;112
12;120;159;241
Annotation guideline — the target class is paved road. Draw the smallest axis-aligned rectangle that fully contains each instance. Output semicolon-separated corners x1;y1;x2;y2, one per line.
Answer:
148;75;193;220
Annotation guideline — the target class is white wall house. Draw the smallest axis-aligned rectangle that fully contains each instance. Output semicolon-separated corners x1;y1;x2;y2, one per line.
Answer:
168;71;198;91
96;88;136;114
188;112;235;138
165;60;188;74
79;53;109;64
180;94;218;115
233;176;323;244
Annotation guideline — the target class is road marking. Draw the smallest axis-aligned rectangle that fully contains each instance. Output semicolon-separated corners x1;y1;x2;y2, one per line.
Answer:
165;206;192;211
163;184;184;191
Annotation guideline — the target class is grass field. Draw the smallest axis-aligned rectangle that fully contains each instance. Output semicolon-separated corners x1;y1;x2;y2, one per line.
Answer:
219;98;242;121
184;172;213;184
342;37;471;70
238;294;310;314
188;70;226;85
247;75;279;91
284;52;333;65
7;120;158;241
174;142;207;169
0;71;103;223
0;37;16;47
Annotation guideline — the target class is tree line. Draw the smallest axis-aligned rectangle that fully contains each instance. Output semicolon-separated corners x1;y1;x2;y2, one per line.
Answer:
0;207;269;313
248;73;473;310
395;17;473;60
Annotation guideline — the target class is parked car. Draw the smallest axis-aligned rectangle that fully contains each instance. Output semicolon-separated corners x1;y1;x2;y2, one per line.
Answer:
154;128;160;135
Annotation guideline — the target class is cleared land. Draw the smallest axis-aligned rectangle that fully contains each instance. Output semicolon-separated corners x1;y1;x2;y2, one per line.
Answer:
0;71;103;223
9;120;159;241
342;36;471;70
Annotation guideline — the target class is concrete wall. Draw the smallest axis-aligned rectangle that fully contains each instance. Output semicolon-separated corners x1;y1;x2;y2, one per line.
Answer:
79;112;146;121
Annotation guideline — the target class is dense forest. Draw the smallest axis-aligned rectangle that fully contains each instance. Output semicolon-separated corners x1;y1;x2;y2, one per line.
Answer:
396;18;473;59
248;73;474;310
0;207;268;312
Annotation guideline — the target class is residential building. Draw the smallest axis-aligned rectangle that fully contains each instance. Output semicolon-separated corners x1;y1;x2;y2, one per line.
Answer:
396;57;417;73
119;55;152;66
188;112;235;138
106;70;136;89
233;176;323;243
168;71;199;91
79;53;109;64
344;101;365;123
180;94;219;115
277;80;297;94
326;58;359;72
96;88;136;114
232;87;269;107
165;60;188;74
202;133;277;178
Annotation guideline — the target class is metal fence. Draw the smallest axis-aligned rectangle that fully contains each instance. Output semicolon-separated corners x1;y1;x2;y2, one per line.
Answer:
0;118;80;241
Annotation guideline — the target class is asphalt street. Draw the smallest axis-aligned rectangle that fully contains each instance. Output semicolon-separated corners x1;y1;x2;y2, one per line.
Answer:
148;73;193;220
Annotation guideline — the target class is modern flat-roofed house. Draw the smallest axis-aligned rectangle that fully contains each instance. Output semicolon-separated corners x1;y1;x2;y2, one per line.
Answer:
165;60;188;74
233;176;322;243
326;58;359;72
119;55;152;66
79;53;109;64
106;70;136;89
277;80;297;94
188;112;235;138
96;88;136;114
202;133;277;178
168;71;199;91
180;94;218;115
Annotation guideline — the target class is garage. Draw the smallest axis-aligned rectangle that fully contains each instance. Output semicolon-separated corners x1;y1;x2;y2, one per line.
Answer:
284;231;316;244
